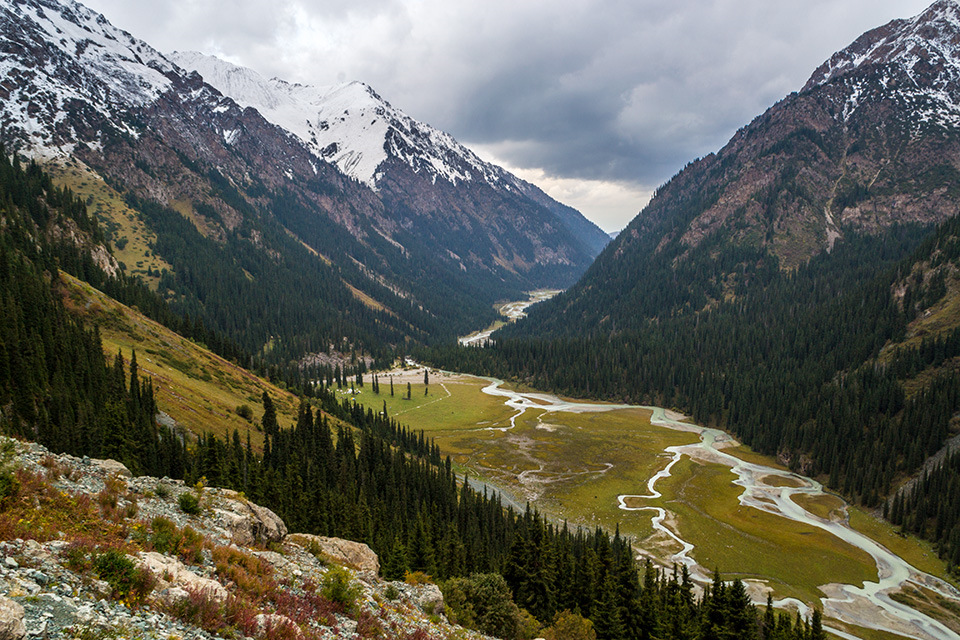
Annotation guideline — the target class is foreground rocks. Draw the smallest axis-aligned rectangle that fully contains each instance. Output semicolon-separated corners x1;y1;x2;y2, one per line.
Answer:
286;534;380;574
0;439;489;640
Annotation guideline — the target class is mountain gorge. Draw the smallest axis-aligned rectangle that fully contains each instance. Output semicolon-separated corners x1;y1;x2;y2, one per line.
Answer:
0;0;607;363
430;0;960;573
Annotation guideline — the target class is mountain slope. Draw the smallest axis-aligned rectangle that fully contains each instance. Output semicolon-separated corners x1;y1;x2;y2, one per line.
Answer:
0;0;606;360
512;0;960;339
425;0;960;573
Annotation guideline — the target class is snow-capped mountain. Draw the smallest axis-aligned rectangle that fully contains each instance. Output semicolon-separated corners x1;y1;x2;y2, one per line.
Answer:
804;0;960;128
519;0;960;340
0;0;177;155
170;51;506;190
0;0;610;349
170;51;611;255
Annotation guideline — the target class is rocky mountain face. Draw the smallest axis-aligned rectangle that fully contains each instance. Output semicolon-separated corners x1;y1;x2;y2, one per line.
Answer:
0;438;465;639
169;51;611;261
0;0;607;353
518;0;960;334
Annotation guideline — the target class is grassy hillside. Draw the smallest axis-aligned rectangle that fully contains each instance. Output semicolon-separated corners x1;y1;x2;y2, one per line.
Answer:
58;272;299;450
48;159;171;289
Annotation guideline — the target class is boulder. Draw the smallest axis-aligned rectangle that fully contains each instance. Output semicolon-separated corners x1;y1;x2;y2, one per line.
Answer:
215;492;287;546
136;552;227;603
0;596;25;640
285;533;379;573
412;583;444;615
93;458;132;478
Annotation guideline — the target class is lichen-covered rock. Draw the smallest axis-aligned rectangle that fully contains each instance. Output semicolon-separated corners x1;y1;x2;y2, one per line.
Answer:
285;533;379;573
136;552;227;603
215;491;287;545
0;596;25;640
412;583;445;615
93;458;132;478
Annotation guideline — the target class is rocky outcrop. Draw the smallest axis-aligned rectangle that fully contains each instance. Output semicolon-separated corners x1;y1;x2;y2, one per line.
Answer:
285;533;380;573
93;459;131;478
0;438;484;640
0;597;25;640
215;490;287;546
136;552;227;603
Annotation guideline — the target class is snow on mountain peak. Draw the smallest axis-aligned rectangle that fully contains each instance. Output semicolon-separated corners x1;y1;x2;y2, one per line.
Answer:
804;0;960;91
0;0;176;156
169;52;508;190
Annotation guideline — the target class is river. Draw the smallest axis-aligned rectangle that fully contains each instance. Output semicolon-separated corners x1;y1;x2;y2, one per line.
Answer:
458;289;560;346
457;377;960;640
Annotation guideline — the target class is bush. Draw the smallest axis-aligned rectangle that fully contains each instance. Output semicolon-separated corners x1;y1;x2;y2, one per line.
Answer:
0;470;19;507
178;492;201;515
235;404;253;421
542;610;596;640
93;549;156;603
441;573;521;639
320;566;362;613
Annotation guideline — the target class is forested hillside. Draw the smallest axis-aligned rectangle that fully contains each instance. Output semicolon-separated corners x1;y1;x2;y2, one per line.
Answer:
0;146;809;640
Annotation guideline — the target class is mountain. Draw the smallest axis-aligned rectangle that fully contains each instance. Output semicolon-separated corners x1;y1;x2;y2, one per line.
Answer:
168;51;612;257
0;0;607;361
510;0;960;337
426;0;960;572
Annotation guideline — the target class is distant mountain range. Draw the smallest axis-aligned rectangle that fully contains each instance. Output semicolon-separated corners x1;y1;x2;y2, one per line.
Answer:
0;0;608;358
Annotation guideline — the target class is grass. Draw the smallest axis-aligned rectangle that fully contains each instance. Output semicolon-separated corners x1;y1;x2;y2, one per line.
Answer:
791;493;847;521
650;457;876;604
47;160;171;290
352;375;877;604
59;272;301;450
725;444;790;471
890;583;960;635
847;507;958;587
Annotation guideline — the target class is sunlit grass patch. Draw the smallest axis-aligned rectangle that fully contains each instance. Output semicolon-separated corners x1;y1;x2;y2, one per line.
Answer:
60;273;301;450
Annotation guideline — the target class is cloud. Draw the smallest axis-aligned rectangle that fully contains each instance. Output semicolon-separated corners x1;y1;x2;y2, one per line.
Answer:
81;0;933;229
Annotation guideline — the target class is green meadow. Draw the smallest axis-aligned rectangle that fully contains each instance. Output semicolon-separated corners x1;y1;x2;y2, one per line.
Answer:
350;372;954;611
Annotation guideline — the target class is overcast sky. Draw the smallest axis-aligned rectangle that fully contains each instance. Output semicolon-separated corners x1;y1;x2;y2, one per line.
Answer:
83;0;932;232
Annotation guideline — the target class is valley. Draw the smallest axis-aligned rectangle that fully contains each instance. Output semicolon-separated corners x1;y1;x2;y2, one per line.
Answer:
347;296;960;640
353;368;960;639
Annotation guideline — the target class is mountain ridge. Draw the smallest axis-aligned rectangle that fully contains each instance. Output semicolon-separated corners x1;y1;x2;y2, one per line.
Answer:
0;0;608;358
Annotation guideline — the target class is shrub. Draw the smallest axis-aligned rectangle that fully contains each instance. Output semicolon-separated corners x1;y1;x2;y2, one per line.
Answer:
154;483;171;499
0;470;19;507
542;610;596;640
384;584;400;600
320;566;362;613
93;549;156;604
212;545;274;599
404;571;432;586
441;573;521;639
178;492;201;515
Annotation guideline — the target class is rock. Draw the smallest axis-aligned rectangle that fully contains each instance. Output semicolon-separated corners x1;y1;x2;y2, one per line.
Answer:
285;534;380;573
3;558;16;569
136;552;227;603
155;586;190;607
255;613;301;638
412;583;444;615
93;459;131;478
0;596;24;640
215;494;287;546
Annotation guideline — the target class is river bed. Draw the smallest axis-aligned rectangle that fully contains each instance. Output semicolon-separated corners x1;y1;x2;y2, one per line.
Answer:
472;378;960;640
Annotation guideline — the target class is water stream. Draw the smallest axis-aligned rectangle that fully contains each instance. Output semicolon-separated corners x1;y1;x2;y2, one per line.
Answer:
474;380;960;640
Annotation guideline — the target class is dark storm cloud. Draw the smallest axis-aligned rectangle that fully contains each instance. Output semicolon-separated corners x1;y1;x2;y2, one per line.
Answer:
81;0;933;229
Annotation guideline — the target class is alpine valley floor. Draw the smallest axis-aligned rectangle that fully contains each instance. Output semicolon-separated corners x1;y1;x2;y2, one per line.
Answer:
350;365;960;640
